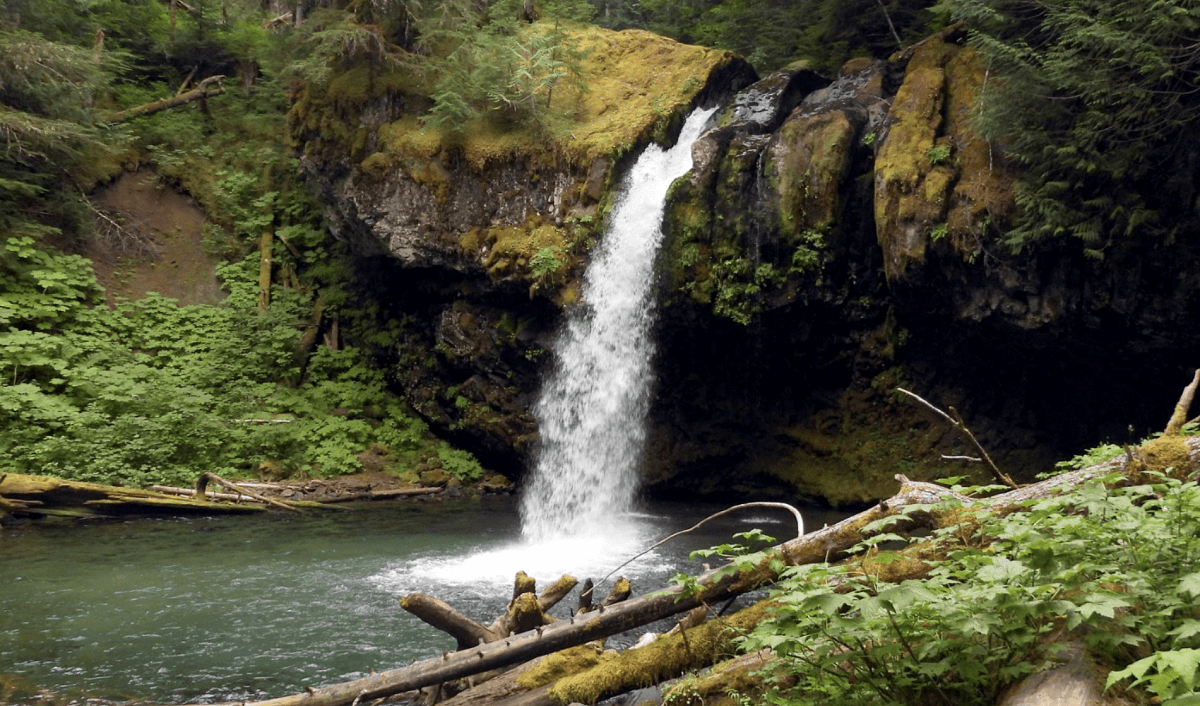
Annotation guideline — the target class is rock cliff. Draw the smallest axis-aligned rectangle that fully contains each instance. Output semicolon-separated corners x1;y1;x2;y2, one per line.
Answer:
297;25;1200;505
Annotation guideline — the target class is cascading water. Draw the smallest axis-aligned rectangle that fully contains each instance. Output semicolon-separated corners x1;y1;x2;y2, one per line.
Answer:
372;105;722;612
520;105;719;543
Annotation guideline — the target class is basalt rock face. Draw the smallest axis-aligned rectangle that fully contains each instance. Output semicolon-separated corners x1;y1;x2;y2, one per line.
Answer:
647;28;1200;505
296;28;756;476
305;27;1200;504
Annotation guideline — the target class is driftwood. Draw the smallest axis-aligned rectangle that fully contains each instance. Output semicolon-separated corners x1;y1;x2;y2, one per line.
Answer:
104;75;225;123
151;482;440;504
404;595;496;651
404;573;582;653
195;471;303;513
151;485;259;503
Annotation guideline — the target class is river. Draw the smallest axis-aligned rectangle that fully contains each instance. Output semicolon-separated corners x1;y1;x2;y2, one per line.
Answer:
0;497;841;705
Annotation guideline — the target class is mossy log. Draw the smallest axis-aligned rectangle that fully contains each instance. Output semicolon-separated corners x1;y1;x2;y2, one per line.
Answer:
104;75;225;123
0;473;268;519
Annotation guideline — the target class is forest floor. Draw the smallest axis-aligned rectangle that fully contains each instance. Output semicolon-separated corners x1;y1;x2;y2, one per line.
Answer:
86;167;225;306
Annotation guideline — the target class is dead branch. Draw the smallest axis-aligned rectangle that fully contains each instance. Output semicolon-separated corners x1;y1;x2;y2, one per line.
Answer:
598;577;631;607
195;471;303;513
176;65;199;95
896;387;1019;489
89;201;159;259
262;11;294;28
1165;368;1200;436
598;501;805;586
531;574;577;615
104;75;225;123
151;485;257;503
160;0;196;15
402;594;497;651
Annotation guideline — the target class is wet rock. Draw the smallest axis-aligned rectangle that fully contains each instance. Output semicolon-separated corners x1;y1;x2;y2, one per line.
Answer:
419;469;450;488
480;473;515;494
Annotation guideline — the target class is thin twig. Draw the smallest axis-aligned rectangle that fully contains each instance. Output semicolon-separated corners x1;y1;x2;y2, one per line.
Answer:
599;502;806;586
896;387;1020;489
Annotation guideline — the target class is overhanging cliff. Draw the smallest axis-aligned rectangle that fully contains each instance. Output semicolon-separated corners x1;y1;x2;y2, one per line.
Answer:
296;24;1200;505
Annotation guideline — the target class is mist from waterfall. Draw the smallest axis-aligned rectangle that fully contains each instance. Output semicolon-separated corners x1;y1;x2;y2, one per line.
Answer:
520;105;718;543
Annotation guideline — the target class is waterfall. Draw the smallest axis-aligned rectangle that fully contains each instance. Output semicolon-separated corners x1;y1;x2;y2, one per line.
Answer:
521;105;718;543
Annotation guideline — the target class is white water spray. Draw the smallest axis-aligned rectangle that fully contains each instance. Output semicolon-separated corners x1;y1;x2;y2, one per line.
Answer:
520;106;718;543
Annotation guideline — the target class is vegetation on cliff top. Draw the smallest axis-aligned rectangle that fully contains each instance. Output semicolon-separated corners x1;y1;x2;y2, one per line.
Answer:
939;0;1200;257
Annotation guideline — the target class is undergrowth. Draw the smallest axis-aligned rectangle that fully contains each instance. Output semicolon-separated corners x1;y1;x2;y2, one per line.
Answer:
735;472;1200;705
0;242;482;488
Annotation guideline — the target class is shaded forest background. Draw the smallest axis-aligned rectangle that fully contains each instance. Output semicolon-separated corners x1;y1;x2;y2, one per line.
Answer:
3;0;1199;488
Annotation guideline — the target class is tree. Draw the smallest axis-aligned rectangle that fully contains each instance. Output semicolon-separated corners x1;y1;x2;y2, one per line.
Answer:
417;0;585;132
937;0;1200;256
0;26;111;241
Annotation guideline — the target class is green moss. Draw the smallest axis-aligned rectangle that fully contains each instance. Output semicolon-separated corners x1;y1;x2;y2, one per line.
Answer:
311;23;732;175
358;152;394;179
518;643;611;689
771;110;856;238
547;602;773;705
483;221;569;277
1129;434;1195;483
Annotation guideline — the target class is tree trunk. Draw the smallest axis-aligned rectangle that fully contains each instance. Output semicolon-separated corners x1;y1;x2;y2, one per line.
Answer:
258;229;273;310
292;290;326;384
104;75;225;123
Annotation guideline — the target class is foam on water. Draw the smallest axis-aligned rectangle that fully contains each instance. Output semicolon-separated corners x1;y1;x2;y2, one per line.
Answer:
370;512;668;597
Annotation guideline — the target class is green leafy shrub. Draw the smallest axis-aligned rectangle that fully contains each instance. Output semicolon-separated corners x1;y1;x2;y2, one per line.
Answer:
436;443;485;482
740;475;1200;705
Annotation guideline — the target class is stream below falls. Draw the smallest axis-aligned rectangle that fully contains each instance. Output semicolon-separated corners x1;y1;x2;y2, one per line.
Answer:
0;497;844;705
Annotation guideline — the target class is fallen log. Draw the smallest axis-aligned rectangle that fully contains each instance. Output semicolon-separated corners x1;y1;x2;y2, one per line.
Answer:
151;485;257;503
0;473;267;519
201;434;1200;706
104;75;225;123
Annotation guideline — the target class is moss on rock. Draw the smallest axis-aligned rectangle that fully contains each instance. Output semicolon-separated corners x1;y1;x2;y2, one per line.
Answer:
873;31;1017;283
1129;434;1195;483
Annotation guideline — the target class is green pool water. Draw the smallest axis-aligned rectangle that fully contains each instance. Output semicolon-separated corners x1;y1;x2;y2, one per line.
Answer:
0;496;836;704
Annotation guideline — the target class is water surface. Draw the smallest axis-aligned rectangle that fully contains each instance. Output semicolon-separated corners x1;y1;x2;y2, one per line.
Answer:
0;497;837;704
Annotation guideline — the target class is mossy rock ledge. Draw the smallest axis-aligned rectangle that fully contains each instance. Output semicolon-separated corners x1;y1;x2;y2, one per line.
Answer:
297;23;1200;505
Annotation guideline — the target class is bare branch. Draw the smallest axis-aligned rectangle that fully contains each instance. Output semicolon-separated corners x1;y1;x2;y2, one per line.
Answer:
1165;369;1200;436
598;501;805;586
896;388;1020;489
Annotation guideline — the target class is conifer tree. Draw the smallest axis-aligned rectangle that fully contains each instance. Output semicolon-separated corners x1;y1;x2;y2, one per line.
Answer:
938;0;1200;255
